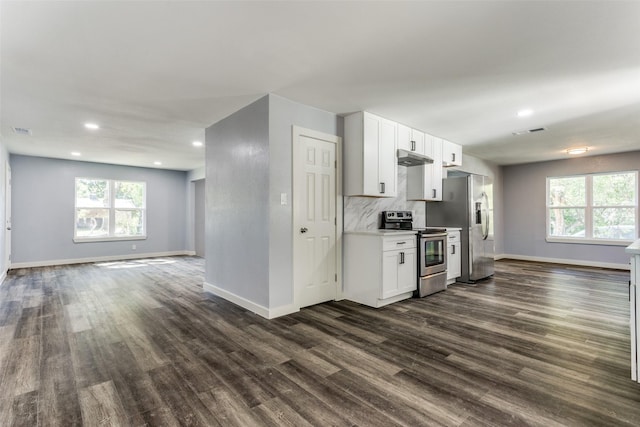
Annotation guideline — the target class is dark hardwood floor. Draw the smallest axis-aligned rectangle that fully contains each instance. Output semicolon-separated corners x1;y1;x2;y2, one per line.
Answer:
1;256;639;426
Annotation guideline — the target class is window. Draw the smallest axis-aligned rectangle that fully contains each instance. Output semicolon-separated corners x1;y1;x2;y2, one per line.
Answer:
547;171;637;244
75;178;146;241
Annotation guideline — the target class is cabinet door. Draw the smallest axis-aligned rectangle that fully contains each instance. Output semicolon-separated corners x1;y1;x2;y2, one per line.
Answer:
397;123;411;151
447;243;461;280
632;256;640;382
381;251;400;299
423;133;434;159
378;117;397;197
410;129;425;154
430;137;443;200
442;140;462;166
397;247;417;293
362;113;381;195
408;141;443;201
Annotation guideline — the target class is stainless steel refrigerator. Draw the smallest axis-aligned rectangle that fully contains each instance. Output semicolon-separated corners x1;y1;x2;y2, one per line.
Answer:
426;173;494;283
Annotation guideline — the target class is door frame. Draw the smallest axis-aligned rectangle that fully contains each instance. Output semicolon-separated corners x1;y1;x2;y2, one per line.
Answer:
292;125;343;309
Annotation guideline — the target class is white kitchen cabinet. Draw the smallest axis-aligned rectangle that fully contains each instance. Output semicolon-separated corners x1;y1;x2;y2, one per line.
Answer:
423;132;434;159
344;232;417;308
625;241;640;383
407;135;443;201
410;128;425;155
382;246;417;299
446;230;461;284
397;123;411;152
397;124;425;154
442;139;462;167
344;111;397;197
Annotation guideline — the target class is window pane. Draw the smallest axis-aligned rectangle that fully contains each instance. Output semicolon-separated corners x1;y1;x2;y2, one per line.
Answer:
115;181;145;208
548;177;585;206
76;208;109;237
76;179;109;208
115;210;144;236
548;208;585;237
593;172;636;206
593;208;636;239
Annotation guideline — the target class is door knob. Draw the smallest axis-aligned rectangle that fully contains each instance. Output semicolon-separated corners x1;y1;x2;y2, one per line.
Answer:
300;227;308;233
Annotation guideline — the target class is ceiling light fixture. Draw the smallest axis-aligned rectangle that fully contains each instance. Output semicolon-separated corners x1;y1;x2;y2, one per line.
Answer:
153;161;162;166
517;109;533;117
566;147;588;155
71;151;81;156
192;141;203;147
84;122;100;130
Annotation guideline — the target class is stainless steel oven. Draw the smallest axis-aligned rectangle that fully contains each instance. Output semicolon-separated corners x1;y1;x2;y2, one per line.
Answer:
416;230;448;297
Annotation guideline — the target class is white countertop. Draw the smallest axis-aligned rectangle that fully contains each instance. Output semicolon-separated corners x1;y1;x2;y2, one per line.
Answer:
626;239;640;255
344;230;418;237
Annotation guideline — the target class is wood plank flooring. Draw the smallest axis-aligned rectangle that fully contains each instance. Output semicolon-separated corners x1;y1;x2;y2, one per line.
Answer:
1;256;639;426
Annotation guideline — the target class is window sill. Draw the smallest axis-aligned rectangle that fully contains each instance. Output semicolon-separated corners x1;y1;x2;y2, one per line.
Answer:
74;236;147;243
546;237;634;247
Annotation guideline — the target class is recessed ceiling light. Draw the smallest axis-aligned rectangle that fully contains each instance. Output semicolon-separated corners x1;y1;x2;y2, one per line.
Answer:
71;151;81;156
192;141;203;147
517;109;533;117
567;147;588;155
153;161;162;166
84;123;100;130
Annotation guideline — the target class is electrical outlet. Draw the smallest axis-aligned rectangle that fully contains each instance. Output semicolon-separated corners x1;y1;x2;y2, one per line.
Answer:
132;244;136;250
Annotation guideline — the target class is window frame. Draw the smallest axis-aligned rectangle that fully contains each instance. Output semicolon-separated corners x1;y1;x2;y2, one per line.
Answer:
74;178;147;243
545;170;638;246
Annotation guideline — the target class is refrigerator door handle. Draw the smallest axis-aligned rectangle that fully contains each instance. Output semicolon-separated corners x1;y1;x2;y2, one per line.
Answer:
481;192;490;240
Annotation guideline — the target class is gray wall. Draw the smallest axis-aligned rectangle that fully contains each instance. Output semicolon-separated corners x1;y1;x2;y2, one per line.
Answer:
184;167;206;253
503;151;640;266
205;95;270;306
204;94;341;310
10;155;188;264
194;179;205;257
267;94;342;308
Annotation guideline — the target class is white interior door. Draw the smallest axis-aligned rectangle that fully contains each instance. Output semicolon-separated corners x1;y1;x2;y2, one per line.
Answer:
293;127;341;309
5;161;11;270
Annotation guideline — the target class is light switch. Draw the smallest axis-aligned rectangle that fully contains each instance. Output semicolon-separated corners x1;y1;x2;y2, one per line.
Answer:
280;193;288;205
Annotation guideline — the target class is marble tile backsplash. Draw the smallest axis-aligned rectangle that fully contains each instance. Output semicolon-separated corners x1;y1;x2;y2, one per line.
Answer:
343;166;426;231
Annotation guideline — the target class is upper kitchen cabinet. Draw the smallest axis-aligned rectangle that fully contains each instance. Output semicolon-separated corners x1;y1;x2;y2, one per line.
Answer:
345;111;397;197
397;124;425;154
442;139;462;167
407;134;443;201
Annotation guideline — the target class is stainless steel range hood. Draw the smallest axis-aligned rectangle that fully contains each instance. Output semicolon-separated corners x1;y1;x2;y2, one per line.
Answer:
397;149;434;167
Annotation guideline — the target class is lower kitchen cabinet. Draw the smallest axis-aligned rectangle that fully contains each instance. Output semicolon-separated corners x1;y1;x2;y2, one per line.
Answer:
344;232;417;308
446;230;461;284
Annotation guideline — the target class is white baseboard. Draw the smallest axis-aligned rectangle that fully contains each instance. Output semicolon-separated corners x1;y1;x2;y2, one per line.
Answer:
497;253;629;271
0;270;6;286
203;282;299;319
10;251;195;269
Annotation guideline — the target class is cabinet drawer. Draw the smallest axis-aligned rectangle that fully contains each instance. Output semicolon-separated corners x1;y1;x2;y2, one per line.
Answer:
447;232;460;242
383;236;416;251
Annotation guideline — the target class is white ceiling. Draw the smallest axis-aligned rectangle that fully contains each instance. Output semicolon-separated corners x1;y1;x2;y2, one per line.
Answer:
2;1;639;170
